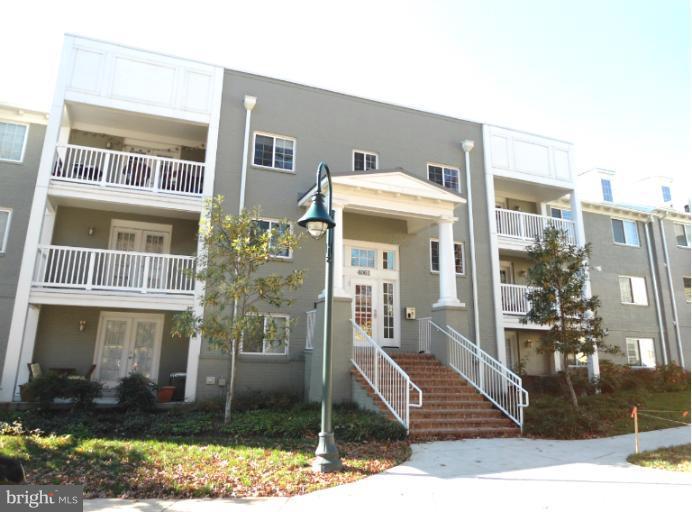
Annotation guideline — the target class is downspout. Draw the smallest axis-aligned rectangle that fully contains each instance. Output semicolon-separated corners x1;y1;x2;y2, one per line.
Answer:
658;215;685;367
644;216;668;364
238;95;257;213
462;140;480;344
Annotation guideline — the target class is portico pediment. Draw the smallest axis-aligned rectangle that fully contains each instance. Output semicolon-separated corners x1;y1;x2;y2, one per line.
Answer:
298;168;465;232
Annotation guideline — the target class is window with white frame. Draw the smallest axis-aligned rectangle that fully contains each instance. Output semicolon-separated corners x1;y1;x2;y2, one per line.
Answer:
619;276;648;305
350;248;376;268
430;240;464;275
252;219;292;258
427;164;460;192
626;338;656;367
661;186;672;203
674;223;690;247
550;207;572;221
353;150;377;171
0;208;11;253
241;314;289;355
611;218;640;246
684;277;691;303
601;178;613;202
253;132;295;171
0;121;28;162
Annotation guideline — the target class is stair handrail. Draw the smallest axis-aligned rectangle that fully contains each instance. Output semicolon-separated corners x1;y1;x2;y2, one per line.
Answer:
350;320;422;430
426;319;529;429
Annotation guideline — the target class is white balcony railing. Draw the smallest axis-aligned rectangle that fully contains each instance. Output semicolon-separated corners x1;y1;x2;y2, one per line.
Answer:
51;144;205;196
495;208;576;244
500;283;538;315
33;245;196;295
305;309;316;350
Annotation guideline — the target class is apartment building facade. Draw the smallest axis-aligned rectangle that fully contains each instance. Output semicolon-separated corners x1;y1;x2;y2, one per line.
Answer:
0;36;689;432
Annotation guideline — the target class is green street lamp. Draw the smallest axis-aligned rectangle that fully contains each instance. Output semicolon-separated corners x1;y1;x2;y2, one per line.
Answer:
298;161;342;473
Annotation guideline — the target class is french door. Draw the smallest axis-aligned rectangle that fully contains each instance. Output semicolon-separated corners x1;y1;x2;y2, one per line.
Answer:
109;221;172;289
94;312;164;388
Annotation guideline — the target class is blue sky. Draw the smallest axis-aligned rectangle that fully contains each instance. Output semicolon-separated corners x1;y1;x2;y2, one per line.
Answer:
1;0;689;204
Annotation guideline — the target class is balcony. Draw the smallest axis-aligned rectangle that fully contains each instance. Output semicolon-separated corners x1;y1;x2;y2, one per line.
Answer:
500;283;549;330
31;245;196;309
49;145;206;212
495;208;576;251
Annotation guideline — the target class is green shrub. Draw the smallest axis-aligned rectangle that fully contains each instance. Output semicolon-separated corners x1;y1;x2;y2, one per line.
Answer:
117;373;157;412
656;364;691;392
23;373;102;409
232;391;300;412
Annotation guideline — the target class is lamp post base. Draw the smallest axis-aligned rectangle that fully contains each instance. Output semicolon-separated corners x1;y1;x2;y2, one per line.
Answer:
312;431;342;473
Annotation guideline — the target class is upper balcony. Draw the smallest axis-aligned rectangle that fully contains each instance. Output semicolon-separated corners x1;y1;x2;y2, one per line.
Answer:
51;144;205;197
500;283;548;331
495;208;575;252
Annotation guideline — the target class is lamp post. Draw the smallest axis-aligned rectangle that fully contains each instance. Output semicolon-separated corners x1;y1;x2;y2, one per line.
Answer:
298;161;342;473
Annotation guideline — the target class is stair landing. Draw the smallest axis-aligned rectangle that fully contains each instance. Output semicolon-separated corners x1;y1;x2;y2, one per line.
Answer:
353;352;521;440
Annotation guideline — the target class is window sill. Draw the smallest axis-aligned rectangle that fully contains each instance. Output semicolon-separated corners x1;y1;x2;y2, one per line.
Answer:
252;164;295;175
0;158;24;165
430;270;466;277
676;245;691;250
620;302;649;307
612;242;641;248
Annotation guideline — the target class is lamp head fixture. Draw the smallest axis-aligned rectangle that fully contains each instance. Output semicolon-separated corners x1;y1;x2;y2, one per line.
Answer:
298;191;334;240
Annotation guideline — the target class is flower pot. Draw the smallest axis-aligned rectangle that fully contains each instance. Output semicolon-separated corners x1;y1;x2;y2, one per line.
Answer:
157;386;176;403
19;384;36;402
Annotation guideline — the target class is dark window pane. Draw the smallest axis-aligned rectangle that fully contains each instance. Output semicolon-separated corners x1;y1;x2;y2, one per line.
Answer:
430;240;439;271
443;168;459;191
662;186;672;202
428;165;443;186
612;219;626;244
254;135;274;167
365;153;377;170
601;179;613;202
354;152;364;171
274;138;294;170
242;316;265;353
454;243;463;274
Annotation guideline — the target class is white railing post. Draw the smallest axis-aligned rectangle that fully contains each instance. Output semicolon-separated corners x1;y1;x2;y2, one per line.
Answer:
85;252;95;290
153;159;161;192
141;256;151;294
101;151;110;187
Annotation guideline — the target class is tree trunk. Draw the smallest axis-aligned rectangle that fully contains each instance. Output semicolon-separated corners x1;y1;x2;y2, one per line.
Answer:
563;354;579;409
224;338;237;424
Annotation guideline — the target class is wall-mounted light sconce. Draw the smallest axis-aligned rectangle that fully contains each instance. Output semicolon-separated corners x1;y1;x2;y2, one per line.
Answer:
105;141;112;149
79;320;87;332
87;227;95;236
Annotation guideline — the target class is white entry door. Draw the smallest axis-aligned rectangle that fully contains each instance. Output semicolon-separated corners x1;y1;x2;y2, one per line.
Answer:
94;312;164;388
344;242;400;347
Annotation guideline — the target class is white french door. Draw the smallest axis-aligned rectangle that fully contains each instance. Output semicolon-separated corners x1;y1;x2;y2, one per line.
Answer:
94;312;164;388
109;220;172;289
344;241;400;347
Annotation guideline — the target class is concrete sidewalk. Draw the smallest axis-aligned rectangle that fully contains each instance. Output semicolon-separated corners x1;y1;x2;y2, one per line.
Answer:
85;426;691;512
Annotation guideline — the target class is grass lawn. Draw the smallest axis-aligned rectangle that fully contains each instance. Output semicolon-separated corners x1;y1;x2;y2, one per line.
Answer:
627;444;691;472
0;405;410;498
524;389;691;439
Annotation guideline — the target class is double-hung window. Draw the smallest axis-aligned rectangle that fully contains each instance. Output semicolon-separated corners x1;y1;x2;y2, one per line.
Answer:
661;186;672;203
253;132;295;172
430;240;464;275
427;164;460;192
0;208;11;253
353;150;377;171
601;178;613;202
626;338;656;367
674;223;690;247
241;314;289;355
252;219;292;258
0;121;28;162
619;276;648;305
550;207;572;221
611;218;639;246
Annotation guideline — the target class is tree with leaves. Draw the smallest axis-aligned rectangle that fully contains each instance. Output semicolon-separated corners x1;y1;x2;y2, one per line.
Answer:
522;226;616;408
172;196;304;423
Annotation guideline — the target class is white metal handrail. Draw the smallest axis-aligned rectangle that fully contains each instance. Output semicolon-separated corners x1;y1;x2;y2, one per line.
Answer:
421;318;529;429
500;284;539;315
418;316;432;353
51;144;205;196
351;320;422;430
33;245;196;294
305;309;316;350
495;208;576;244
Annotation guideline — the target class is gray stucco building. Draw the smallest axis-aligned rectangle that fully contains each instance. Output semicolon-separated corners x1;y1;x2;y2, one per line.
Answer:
0;36;689;435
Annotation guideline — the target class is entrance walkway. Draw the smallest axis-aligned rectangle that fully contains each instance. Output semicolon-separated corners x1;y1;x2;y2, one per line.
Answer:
85;426;691;512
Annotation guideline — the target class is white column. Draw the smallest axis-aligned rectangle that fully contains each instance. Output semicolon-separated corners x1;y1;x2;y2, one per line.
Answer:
570;188;600;380
332;205;347;297
433;219;461;308
238;95;257;213
184;66;225;402
13;305;42;400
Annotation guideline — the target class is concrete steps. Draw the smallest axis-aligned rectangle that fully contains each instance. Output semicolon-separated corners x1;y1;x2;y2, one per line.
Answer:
353;352;520;440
